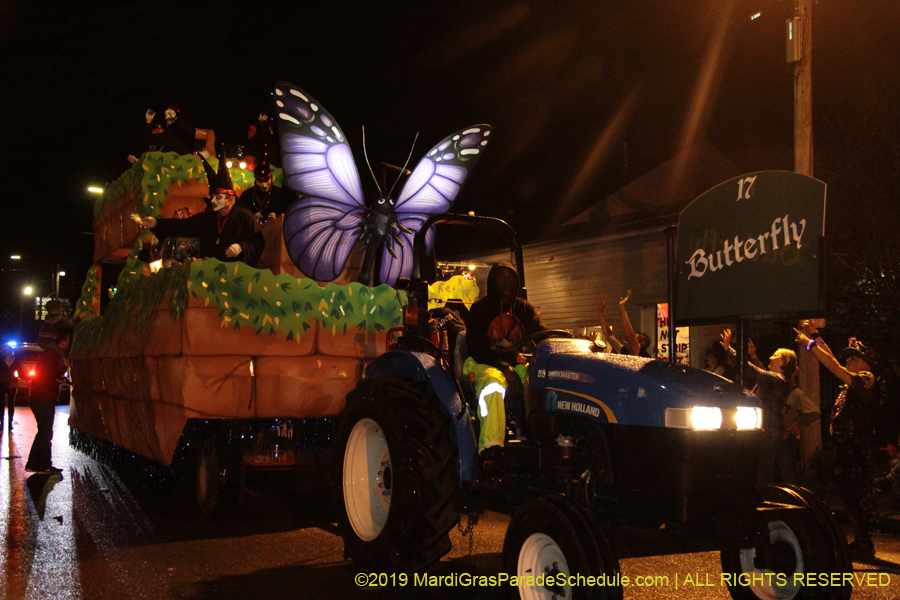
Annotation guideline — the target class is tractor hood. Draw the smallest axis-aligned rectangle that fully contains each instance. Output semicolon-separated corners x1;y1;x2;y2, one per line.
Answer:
528;338;760;428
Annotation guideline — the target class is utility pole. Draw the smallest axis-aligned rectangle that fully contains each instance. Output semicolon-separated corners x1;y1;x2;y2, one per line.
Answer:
792;0;821;473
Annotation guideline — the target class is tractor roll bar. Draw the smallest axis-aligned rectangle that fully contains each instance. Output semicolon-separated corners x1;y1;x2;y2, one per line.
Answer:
412;213;526;293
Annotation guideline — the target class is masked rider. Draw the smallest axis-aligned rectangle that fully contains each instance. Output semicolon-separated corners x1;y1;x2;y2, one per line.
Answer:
131;152;264;266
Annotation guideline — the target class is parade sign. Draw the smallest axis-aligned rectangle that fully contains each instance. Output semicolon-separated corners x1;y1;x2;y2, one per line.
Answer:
656;303;690;364
675;171;825;324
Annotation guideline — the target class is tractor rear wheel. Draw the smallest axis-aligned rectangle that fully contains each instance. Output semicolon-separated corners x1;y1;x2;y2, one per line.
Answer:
339;377;459;571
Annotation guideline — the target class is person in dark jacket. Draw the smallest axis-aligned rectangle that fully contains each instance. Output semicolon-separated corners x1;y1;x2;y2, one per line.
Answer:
464;262;545;456
25;330;71;474
795;322;881;559
236;153;296;221
128;105;195;163
1;344;20;429
131;152;265;266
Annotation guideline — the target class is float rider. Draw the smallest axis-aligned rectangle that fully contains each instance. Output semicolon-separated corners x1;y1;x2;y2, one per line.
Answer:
464;262;545;462
131;151;265;267
236;144;295;222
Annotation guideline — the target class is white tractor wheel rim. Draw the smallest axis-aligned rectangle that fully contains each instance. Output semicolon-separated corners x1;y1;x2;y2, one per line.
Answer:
737;520;804;600
517;532;573;600
343;418;392;541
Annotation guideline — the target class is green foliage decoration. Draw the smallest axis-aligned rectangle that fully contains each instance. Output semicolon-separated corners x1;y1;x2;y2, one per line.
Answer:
73;254;478;357
318;281;405;338
188;259;325;339
75;265;101;319
94;152;283;219
427;276;479;310
185;259;405;341
71;261;191;359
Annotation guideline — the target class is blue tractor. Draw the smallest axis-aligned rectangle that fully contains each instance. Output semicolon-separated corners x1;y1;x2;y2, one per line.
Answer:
337;214;851;600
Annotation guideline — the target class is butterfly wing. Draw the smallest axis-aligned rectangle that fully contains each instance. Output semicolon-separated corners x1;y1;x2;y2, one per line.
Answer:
275;81;366;281
378;125;492;286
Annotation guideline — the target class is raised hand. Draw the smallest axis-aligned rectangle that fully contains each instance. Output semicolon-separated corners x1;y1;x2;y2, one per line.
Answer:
130;213;157;229
720;328;732;350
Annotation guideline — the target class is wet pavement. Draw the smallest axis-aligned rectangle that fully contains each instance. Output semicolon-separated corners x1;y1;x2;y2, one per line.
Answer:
2;405;900;599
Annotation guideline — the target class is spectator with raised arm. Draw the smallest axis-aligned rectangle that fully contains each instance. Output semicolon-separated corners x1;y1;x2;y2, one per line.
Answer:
795;321;881;558
720;329;795;485
597;294;624;354
618;290;651;357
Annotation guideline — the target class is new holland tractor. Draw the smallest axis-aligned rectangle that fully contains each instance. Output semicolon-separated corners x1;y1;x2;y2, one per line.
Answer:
336;213;851;600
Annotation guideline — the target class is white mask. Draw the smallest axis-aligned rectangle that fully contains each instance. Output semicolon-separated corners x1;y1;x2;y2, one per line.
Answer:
210;194;230;212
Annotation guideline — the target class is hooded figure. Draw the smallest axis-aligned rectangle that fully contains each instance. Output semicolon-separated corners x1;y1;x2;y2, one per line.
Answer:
466;263;544;367
464;263;545;456
131;150;265;266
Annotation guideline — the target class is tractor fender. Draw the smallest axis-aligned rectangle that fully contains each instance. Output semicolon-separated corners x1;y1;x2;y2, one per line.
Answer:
365;350;479;481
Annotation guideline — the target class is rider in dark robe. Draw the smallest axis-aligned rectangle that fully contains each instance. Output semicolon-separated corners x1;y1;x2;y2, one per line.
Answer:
237;149;296;222
132;151;264;266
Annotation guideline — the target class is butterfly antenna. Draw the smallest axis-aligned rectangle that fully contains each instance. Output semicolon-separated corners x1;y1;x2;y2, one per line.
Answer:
362;126;383;196
388;132;419;197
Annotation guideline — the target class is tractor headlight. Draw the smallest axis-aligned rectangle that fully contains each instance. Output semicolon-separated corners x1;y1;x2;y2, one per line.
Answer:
665;406;762;430
689;407;722;430
734;406;763;430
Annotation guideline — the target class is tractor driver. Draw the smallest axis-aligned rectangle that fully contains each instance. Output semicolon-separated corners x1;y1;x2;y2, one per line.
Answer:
464;262;545;467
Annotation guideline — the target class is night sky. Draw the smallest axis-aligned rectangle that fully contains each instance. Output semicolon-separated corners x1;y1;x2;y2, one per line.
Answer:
1;0;898;341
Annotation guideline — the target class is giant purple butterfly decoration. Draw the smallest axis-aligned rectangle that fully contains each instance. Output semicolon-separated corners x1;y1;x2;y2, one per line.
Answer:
274;81;492;286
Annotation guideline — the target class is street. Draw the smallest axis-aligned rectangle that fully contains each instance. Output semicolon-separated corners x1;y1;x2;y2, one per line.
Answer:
2;406;900;600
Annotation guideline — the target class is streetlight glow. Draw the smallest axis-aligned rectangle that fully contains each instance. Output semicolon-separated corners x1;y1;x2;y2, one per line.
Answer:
87;186;105;194
10;255;21;260
23;286;33;295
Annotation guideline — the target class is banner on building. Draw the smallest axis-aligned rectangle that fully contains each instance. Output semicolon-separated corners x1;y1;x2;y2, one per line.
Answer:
675;171;826;324
657;303;690;364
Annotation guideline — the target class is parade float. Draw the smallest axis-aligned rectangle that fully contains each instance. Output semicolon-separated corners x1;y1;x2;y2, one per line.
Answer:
70;144;481;513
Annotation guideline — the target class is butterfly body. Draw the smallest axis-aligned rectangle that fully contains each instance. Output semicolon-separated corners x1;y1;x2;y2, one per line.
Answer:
356;196;411;285
275;81;491;286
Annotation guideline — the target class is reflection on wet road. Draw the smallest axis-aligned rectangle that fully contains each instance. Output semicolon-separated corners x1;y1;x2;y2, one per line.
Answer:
2;406;900;599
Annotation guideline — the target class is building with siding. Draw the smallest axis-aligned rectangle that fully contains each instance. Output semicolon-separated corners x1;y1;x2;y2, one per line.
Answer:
467;141;740;366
